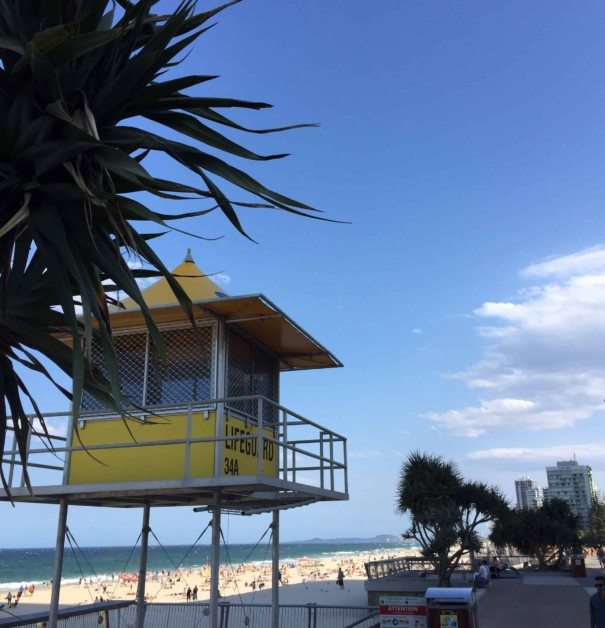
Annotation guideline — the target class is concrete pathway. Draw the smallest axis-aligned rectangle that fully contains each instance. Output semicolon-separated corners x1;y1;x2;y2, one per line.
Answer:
476;558;602;628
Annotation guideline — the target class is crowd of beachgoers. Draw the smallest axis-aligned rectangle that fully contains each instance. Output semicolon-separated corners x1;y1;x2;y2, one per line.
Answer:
0;548;415;619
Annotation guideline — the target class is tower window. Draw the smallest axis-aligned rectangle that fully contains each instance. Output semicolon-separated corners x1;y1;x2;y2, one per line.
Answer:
81;324;216;411
226;330;278;422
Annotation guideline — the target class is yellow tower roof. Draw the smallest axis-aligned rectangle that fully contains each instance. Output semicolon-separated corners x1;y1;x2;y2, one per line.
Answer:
119;250;229;309
108;251;341;371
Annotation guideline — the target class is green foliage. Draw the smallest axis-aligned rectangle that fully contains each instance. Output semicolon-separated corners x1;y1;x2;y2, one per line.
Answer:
0;0;325;495
581;502;605;548
396;451;509;586
490;499;581;570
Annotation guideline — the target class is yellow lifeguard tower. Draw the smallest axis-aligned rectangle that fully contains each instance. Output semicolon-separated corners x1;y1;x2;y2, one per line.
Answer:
0;251;348;628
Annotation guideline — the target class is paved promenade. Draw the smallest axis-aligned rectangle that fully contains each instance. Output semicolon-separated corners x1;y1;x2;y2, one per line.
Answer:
476;557;602;627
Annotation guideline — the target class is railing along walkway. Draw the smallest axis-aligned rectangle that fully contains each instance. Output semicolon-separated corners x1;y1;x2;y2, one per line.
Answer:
0;601;379;628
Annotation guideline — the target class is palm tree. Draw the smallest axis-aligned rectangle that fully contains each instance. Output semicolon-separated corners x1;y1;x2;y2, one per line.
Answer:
396;451;508;586
0;0;324;494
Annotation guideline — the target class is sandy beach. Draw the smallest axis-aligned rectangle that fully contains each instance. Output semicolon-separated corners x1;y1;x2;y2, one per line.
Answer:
0;548;416;622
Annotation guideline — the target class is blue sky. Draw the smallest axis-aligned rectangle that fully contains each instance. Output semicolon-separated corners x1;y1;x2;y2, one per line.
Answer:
3;0;605;548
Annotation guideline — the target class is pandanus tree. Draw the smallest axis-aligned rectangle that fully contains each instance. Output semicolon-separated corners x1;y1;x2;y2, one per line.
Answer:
490;499;581;570
396;451;509;586
0;0;325;495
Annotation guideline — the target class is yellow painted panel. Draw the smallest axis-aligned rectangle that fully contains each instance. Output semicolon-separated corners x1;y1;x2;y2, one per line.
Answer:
221;415;278;478
68;412;215;484
68;411;278;485
189;442;216;478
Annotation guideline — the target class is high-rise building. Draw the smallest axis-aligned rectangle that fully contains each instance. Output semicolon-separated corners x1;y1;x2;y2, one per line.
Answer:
545;460;596;527
515;476;543;510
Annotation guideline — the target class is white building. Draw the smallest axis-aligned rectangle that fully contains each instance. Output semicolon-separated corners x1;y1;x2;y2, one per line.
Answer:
515;476;543;510
545;460;596;527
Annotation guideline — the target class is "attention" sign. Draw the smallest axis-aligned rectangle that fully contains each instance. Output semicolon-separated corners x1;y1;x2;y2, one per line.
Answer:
379;595;427;627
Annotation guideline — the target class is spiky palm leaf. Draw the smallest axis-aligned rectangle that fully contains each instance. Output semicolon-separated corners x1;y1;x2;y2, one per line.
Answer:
396;452;509;585
0;0;323;495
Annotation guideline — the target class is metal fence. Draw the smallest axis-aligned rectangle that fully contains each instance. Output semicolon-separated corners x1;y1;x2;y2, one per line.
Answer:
0;602;379;628
365;556;437;579
1;395;347;498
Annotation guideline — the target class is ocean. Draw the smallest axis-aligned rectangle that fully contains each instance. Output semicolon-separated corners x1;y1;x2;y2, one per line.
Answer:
0;541;412;591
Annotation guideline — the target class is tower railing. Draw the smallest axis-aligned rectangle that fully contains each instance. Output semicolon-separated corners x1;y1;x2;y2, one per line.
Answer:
0;395;348;500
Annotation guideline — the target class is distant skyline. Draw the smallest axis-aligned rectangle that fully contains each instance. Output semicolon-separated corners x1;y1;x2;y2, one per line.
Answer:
3;0;605;548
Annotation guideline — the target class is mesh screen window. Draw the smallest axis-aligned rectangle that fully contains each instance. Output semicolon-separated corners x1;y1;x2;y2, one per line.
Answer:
82;325;215;411
226;330;278;422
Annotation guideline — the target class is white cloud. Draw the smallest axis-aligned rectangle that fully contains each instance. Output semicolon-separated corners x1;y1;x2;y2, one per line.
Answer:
426;245;605;436
214;272;231;285
412;328;423;335
423;398;572;438
135;277;158;291
468;444;604;462
24;417;67;440
521;245;605;279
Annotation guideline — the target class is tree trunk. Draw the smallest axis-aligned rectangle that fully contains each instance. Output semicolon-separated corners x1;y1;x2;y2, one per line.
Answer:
438;555;451;587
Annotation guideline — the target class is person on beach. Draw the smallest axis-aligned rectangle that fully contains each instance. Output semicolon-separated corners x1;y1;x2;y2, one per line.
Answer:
337;567;344;590
5;592;11;606
590;576;605;628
